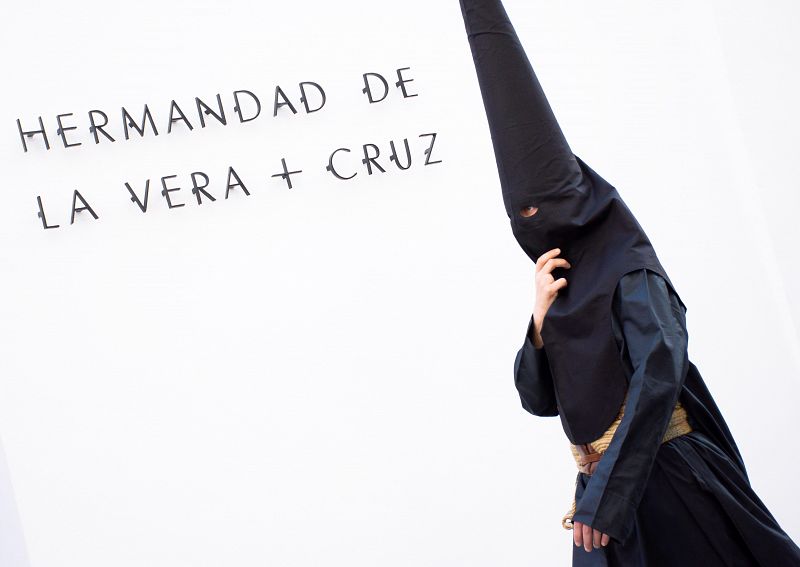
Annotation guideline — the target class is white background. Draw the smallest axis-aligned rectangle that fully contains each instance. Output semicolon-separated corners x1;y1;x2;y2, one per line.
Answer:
1;1;798;565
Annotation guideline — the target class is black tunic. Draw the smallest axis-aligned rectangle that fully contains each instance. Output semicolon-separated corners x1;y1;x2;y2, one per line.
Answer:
515;268;800;566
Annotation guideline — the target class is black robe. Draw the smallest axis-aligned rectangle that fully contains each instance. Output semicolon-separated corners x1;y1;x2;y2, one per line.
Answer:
457;0;800;562
515;267;800;566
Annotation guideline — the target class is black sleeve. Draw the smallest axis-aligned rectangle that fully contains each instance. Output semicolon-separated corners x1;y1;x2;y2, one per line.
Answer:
514;315;559;417
571;268;689;545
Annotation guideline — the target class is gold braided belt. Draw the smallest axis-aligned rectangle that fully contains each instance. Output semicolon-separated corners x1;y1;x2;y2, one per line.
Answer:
561;394;693;530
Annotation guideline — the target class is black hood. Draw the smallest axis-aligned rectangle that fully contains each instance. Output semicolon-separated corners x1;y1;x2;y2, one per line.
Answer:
459;0;687;444
458;0;649;266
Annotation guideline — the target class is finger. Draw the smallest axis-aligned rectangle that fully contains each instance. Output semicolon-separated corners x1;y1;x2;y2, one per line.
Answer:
536;248;561;271
582;524;593;552
542;257;572;275
549;277;568;292
593;528;602;549
573;521;583;547
601;533;611;547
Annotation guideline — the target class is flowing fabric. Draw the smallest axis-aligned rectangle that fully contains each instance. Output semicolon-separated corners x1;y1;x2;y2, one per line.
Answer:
515;268;800;565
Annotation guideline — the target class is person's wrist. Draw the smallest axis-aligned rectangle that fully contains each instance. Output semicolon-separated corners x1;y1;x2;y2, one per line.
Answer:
531;309;545;348
532;308;545;331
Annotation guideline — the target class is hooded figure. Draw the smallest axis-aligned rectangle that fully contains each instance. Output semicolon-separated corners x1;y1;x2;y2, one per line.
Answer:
459;1;800;564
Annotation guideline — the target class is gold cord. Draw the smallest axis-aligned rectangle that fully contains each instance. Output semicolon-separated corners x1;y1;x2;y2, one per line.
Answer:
561;397;692;530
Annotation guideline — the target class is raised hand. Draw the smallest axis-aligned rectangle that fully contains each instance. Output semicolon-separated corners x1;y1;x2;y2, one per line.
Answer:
531;247;571;348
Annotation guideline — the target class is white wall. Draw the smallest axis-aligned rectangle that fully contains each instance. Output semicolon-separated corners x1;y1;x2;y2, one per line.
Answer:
0;1;797;565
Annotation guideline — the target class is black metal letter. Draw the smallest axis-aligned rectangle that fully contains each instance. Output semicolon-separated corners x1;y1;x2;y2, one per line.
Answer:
125;180;150;212
191;171;216;204
168;100;194;133
196;94;227;127
70;190;99;224
160;175;185;208
17;117;49;152
395;67;418;98
225;166;250;198
362;144;386;175
362;73;389;104
122;105;159;140
299;81;326;113
326;148;357;180
273;86;298;117
389;138;412;170
88;110;115;144
55;113;82;148
233;90;262;123
419;133;442;165
36;196;59;229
